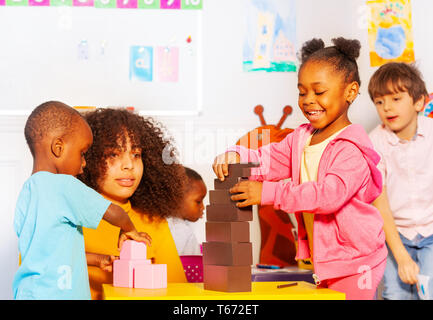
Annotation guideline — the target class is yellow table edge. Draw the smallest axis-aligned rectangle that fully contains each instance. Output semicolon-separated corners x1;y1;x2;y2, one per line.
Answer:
102;281;345;300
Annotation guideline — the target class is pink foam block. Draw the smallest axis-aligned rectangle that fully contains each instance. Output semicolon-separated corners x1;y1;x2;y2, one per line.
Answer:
134;264;167;289
113;259;151;288
119;240;147;260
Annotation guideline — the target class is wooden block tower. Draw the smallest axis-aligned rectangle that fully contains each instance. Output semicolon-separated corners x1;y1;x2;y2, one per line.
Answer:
203;163;259;292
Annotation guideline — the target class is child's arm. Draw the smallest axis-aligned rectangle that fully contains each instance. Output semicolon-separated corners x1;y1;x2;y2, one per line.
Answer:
86;252;118;272
213;132;294;182
233;142;371;213
103;203;152;250
373;187;419;284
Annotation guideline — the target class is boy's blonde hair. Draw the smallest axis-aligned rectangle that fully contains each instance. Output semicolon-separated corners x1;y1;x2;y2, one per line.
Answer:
368;62;428;103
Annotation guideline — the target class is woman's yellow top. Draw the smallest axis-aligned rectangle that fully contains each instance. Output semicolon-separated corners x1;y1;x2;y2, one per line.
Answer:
84;201;187;300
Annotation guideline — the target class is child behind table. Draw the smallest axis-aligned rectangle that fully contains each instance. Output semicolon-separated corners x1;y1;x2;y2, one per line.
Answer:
167;166;207;256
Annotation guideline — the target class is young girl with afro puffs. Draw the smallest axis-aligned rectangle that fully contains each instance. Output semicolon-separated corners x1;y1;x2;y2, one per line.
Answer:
78;108;188;300
213;38;388;300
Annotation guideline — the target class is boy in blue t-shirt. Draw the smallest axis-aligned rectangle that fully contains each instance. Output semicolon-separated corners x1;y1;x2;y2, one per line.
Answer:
13;101;152;300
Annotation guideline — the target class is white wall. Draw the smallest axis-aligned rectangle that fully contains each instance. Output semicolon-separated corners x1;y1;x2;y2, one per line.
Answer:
1;0;433;299
0;116;32;299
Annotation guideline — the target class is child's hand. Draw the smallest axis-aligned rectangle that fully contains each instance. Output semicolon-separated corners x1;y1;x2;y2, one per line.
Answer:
397;252;420;284
99;255;118;272
229;180;263;207
118;229;152;251
212;152;240;181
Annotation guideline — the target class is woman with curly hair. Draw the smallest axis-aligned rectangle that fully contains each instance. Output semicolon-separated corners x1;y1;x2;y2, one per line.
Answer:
78;108;188;300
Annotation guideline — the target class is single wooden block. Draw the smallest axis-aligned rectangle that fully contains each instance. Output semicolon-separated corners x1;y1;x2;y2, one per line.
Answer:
113;259;152;288
202;242;252;266
134;264;167;289
227;163;259;178
213;177;248;190
203;265;252;292
206;204;252;222
119;240;147;260
209;190;237;205
205;221;250;242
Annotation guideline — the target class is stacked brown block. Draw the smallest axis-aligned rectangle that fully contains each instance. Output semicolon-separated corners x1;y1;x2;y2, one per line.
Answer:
203;163;258;292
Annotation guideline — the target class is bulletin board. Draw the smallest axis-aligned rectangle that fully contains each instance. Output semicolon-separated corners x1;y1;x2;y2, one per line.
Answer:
0;1;203;116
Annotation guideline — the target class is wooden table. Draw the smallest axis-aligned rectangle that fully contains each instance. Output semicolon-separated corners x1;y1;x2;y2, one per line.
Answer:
102;281;345;300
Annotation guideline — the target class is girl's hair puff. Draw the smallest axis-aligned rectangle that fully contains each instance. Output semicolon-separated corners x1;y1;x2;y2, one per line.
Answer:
299;37;362;86
78;108;186;221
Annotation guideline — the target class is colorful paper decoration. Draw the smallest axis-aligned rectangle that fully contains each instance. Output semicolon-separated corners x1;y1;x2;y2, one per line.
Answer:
243;0;297;73
94;0;116;8
73;0;94;6
5;0;28;6
423;93;433;118
0;0;201;8
367;0;415;67
116;0;137;9
129;46;154;82
77;40;90;60
50;0;73;6
137;0;160;9
155;46;179;82
181;0;201;9
160;0;180;9
28;0;49;6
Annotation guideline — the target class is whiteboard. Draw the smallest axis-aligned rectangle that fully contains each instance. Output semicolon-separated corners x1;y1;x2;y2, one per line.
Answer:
0;6;202;115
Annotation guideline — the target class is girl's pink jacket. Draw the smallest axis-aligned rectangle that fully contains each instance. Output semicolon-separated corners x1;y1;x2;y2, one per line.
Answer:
227;123;387;281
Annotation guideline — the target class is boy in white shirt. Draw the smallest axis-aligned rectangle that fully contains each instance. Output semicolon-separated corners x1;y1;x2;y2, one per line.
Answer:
369;62;433;299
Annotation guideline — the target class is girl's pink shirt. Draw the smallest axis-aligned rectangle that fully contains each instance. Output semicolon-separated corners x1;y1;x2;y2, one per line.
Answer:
227;123;388;281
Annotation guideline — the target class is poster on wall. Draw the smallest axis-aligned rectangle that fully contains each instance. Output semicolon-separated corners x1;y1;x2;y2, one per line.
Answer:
366;0;415;67
423;93;433;118
155;46;179;82
129;46;154;82
243;0;296;73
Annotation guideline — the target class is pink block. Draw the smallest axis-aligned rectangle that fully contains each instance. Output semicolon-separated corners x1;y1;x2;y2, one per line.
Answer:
119;240;147;260
134;264;167;289
113;259;151;288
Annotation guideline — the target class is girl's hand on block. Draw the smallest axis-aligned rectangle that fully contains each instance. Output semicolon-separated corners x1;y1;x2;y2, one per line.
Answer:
99;255;118;272
118;230;152;251
230;180;262;207
212;152;240;181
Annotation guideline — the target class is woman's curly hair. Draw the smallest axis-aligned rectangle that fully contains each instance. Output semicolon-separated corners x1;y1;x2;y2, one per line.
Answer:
78;108;186;221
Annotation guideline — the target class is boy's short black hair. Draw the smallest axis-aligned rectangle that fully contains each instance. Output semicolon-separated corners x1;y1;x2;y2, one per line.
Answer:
24;101;82;156
368;62;428;103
